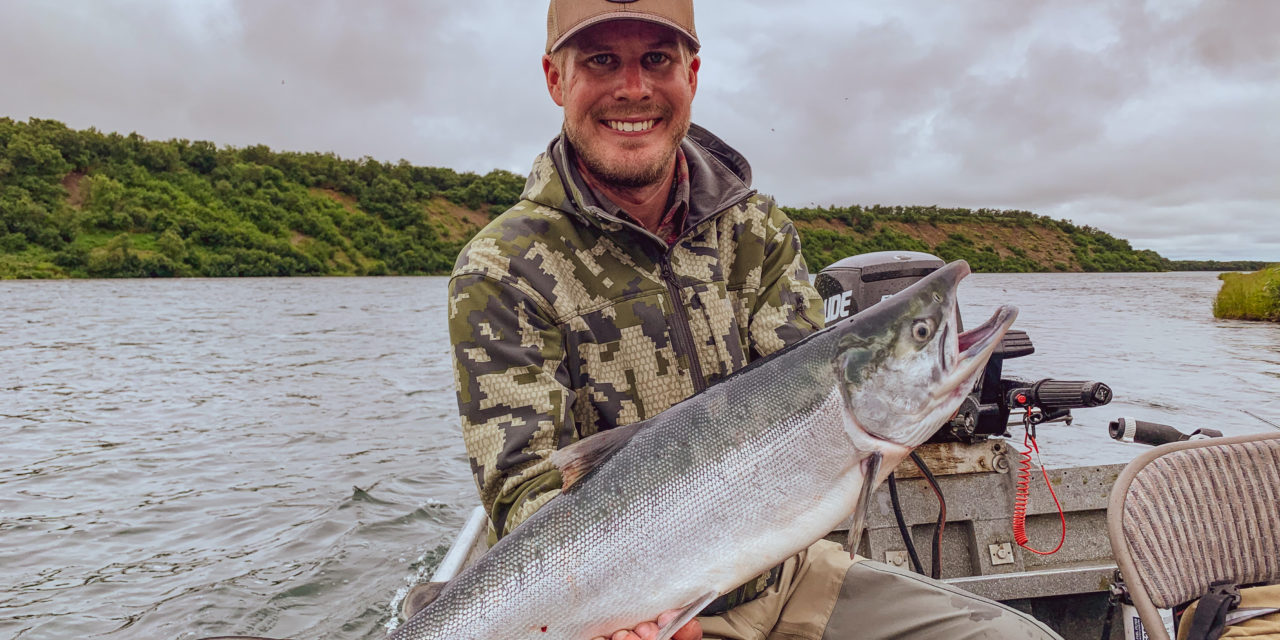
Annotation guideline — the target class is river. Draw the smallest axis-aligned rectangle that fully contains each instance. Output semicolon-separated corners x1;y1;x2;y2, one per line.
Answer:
2;272;1277;640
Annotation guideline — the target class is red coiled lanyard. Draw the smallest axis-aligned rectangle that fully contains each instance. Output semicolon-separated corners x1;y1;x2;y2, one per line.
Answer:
1012;409;1067;555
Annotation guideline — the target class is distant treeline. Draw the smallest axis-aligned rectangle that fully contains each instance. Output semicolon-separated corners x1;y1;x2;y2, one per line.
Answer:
1168;259;1270;272
783;204;1172;273
0;117;1262;279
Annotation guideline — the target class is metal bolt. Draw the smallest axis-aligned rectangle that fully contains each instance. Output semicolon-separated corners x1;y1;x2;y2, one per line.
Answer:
885;550;909;567
992;452;1010;474
989;543;1015;566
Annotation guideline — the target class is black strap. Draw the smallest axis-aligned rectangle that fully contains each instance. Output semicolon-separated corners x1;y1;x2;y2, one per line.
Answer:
1100;597;1119;640
1101;574;1125;640
699;563;784;616
1182;581;1241;640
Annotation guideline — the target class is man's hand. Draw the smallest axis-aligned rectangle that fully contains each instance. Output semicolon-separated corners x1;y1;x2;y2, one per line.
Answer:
590;609;702;640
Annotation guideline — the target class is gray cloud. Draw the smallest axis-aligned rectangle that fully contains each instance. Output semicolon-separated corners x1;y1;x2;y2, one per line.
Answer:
1;0;1275;260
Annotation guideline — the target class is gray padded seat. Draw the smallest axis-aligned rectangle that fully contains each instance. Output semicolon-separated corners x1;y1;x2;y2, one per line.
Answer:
1107;431;1280;639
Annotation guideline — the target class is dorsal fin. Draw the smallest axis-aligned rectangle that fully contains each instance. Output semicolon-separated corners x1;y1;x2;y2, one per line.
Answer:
549;420;646;490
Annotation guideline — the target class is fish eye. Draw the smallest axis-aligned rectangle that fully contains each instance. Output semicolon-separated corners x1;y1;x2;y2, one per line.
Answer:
911;319;934;342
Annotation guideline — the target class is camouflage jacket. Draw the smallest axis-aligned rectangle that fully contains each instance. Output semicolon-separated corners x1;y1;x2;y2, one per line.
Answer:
448;124;824;542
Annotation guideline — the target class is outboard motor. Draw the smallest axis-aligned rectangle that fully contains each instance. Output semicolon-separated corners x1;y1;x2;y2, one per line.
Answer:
816;251;1107;443
815;251;945;325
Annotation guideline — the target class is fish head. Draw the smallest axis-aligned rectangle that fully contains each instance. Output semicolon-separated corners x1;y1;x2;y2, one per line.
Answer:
833;260;1017;449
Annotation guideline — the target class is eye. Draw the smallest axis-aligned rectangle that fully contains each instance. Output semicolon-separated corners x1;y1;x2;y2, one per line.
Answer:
643;52;670;66
911;319;934;342
588;53;614;66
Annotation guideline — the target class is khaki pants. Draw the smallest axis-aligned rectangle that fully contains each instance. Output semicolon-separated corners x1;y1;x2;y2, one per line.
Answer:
697;540;1062;640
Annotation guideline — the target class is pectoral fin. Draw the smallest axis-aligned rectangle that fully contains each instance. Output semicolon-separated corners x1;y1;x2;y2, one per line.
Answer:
844;452;883;556
655;592;719;640
549;420;647;490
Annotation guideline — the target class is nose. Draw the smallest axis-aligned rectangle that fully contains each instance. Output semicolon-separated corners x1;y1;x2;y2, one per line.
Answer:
613;61;651;101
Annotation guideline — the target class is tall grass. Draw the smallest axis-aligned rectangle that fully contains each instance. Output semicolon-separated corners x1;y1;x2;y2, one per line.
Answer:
1214;265;1280;321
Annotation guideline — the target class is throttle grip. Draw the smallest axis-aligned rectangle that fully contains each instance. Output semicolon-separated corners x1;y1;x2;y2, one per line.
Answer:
1108;417;1190;446
1034;380;1113;408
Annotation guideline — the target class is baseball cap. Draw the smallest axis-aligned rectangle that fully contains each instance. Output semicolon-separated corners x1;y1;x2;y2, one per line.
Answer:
546;0;699;54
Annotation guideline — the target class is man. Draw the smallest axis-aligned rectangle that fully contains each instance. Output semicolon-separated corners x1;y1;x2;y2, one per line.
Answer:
444;1;1062;638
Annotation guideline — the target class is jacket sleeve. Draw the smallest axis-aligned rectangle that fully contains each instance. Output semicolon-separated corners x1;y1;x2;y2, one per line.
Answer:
448;269;575;540
748;202;825;358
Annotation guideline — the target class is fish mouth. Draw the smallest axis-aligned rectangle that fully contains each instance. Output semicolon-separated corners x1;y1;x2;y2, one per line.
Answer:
932;304;1018;401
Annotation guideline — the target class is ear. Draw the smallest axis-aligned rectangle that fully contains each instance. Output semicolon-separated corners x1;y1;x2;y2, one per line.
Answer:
543;54;565;107
688;54;700;99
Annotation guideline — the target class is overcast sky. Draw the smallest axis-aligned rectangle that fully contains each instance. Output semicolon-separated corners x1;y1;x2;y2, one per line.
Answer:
2;1;1276;261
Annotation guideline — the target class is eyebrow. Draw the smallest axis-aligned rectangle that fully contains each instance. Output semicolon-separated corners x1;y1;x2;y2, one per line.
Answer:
576;38;680;54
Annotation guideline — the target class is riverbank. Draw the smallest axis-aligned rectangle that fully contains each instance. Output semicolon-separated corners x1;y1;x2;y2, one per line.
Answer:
1214;265;1280;321
8;117;1269;279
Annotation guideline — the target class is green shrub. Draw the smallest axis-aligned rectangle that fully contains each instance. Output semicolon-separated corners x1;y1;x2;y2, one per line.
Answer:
1214;266;1280;321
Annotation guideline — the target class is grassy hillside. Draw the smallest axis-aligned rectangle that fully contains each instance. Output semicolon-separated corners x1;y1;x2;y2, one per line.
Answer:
0;117;1247;279
1;117;523;278
783;204;1170;273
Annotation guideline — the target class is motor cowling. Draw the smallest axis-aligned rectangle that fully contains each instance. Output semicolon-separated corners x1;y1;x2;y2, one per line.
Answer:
814;251;946;325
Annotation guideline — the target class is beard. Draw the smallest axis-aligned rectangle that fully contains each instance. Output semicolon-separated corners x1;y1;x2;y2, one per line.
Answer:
564;104;689;189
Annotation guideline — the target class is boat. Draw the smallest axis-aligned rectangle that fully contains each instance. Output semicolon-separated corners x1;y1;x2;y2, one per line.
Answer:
398;252;1278;640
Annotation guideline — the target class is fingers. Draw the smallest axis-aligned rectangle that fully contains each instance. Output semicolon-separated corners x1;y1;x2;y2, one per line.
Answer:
589;632;632;640
673;619;703;640
588;627;648;640
590;632;633;640
591;613;702;640
653;609;702;640
632;621;659;639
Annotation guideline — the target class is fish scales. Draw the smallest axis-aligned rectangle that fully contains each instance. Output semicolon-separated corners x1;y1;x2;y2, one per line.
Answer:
396;329;861;639
389;260;1016;640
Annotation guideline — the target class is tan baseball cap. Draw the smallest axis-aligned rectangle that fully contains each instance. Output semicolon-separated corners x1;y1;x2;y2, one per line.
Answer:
546;0;699;54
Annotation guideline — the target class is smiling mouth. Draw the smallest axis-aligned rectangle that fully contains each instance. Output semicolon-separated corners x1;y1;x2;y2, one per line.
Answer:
603;119;660;133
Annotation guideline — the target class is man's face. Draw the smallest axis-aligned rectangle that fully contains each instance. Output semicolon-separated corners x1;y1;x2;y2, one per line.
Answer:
543;20;699;189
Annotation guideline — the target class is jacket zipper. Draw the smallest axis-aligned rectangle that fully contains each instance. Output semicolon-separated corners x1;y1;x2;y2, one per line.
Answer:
664;191;758;394
659;254;706;394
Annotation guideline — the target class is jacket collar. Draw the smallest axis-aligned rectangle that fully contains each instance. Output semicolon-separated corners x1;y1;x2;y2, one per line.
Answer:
520;123;756;237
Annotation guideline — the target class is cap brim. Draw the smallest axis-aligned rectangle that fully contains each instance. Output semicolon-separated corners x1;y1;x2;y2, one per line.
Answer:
548;12;700;53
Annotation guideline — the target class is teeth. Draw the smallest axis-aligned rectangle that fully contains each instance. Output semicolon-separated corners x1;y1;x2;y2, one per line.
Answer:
606;119;656;132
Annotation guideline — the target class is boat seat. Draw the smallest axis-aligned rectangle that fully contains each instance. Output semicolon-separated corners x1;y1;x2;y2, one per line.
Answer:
1107;431;1280;640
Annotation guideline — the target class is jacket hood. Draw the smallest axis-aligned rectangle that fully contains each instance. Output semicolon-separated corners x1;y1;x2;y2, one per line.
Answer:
520;123;757;233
